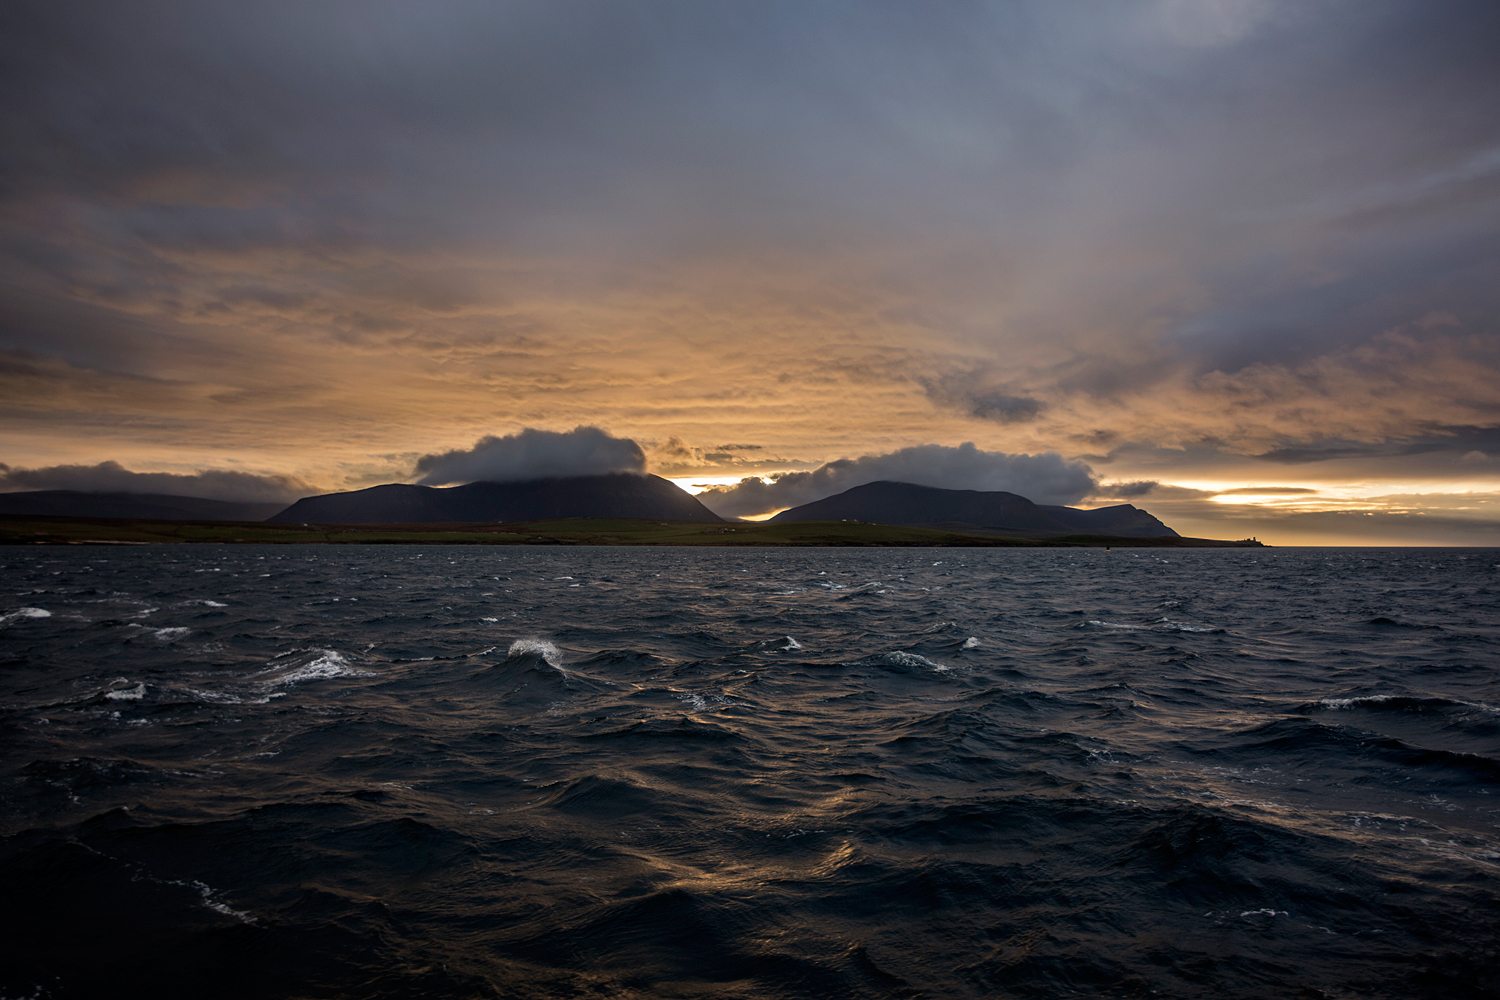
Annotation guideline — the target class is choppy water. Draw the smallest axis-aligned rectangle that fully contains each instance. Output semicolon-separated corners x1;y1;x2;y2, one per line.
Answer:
3;545;1499;999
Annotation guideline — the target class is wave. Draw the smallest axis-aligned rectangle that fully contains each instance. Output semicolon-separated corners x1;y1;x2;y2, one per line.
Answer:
1;606;52;626
747;635;802;653
1075;618;1223;634
104;682;146;701
506;638;563;668
258;649;374;686
1212;717;1500;782
858;650;952;673
1364;616;1444;630
1306;693;1498;715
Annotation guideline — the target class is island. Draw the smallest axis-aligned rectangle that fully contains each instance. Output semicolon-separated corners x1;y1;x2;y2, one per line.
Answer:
0;514;1263;547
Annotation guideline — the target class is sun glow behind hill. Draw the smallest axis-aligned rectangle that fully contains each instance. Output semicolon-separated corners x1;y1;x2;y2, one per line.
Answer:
665;473;1500;544
666;476;785;522
667;475;758;495
1142;479;1500;546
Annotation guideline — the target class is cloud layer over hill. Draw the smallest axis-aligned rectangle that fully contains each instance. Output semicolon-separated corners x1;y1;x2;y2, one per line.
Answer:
697;443;1096;518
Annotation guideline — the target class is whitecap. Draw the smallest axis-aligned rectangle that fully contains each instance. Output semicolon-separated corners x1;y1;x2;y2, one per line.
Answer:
264;649;374;686
153;627;192;641
1152;618;1222;633
105;683;146;701
1317;694;1498;715
1;607;52;626
875;651;951;673
750;635;802;653
1084;620;1146;631
507;638;564;668
962;637;982;649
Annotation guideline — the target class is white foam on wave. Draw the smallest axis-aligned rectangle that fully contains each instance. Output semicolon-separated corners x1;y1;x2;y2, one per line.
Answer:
1;607;52;626
1082;619;1219;633
1085;620;1146;631
507;638;563;668
1152;619;1221;633
962;637;982;649
877;651;951;673
186;686;283;705
153;627;192;641
1320;695;1391;710
265;649;374;686
105;682;146;701
1319;694;1499;714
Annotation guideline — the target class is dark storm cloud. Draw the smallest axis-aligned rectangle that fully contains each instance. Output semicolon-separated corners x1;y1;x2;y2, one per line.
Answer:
697;443;1096;518
413;427;646;486
0;461;310;502
7;1;1491;259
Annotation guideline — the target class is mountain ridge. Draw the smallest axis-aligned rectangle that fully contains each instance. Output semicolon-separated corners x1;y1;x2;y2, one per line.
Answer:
767;480;1178;538
268;473;722;524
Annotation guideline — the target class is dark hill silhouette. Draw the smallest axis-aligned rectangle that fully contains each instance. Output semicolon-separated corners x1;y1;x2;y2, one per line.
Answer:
0;491;287;521
267;473;723;524
767;481;1177;538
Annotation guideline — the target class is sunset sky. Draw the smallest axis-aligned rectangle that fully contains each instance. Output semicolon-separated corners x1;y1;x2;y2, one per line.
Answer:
3;0;1499;543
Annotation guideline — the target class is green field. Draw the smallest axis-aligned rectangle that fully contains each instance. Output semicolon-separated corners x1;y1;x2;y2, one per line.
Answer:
0;513;1262;547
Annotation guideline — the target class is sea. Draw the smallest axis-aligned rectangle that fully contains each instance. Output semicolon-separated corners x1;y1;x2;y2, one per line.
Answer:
2;545;1498;999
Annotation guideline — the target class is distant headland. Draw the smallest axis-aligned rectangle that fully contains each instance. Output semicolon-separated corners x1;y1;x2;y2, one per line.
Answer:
0;514;1263;547
0;475;1265;546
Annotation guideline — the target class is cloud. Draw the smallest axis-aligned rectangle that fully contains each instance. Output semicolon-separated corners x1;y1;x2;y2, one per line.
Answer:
1135;488;1500;546
0;0;1497;533
921;371;1045;424
1092;480;1159;499
0;460;312;502
697;442;1096;518
413;426;645;486
1216;486;1318;495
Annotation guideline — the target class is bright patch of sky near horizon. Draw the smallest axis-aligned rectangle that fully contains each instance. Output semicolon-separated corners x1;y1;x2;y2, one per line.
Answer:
2;0;1499;544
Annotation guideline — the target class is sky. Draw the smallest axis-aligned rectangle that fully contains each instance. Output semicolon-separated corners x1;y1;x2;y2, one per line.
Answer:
2;0;1499;543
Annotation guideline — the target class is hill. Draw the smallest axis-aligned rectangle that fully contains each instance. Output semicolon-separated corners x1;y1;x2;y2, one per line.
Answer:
767;481;1178;538
0;490;287;521
267;473;723;524
0;513;1261;547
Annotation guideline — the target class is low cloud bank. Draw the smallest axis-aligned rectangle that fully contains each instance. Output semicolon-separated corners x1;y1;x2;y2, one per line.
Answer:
414;426;646;486
0;460;312;502
697;443;1097;518
1090;480;1159;500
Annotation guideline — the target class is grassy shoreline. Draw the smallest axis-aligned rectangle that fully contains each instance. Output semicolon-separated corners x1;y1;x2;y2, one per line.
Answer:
0;513;1264;547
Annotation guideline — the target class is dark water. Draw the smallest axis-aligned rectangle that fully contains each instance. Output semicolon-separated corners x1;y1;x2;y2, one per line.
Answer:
3;546;1499;999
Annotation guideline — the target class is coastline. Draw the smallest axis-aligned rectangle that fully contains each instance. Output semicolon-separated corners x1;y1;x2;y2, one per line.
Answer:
0;513;1264;547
